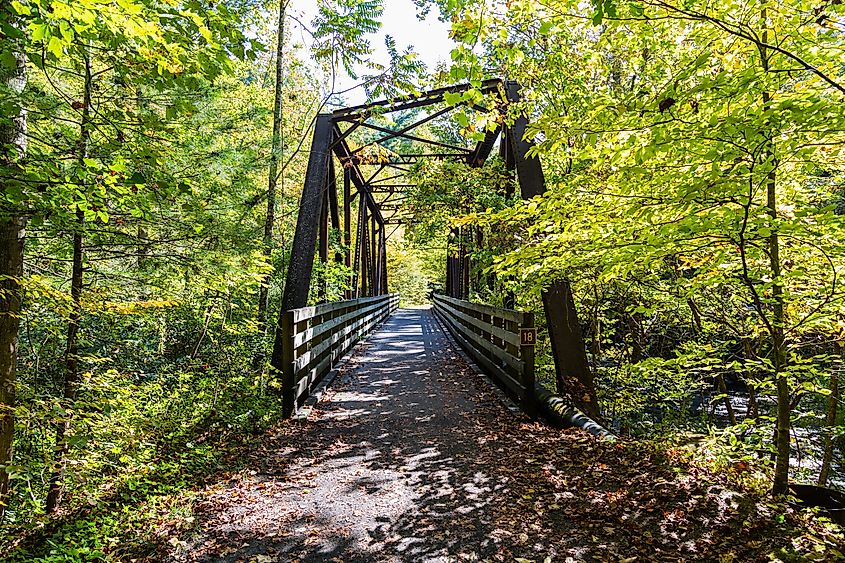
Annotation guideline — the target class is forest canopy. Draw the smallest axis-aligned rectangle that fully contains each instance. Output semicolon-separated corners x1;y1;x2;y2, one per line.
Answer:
1;0;845;558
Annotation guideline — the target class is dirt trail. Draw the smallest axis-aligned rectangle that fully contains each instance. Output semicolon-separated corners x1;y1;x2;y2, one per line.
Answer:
164;308;814;562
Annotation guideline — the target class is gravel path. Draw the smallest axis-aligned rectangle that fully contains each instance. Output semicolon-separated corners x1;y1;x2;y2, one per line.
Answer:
166;307;805;562
174;307;539;562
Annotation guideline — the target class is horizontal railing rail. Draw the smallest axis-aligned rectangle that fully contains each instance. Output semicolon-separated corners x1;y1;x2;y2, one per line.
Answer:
432;294;535;414
280;293;400;416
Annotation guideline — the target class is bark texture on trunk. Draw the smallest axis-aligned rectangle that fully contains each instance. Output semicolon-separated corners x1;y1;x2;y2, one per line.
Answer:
818;344;840;487
0;218;25;518
760;21;790;496
46;47;92;513
258;0;288;325
45;210;84;513
0;12;28;519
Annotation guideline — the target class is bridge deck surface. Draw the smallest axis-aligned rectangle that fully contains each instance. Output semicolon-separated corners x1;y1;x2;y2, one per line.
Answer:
168;307;779;562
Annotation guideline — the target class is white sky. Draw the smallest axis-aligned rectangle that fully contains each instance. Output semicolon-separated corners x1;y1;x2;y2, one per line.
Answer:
287;0;455;104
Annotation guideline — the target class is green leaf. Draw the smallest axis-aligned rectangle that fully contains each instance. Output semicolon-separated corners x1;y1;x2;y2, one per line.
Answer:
11;0;30;15
47;36;64;59
443;91;462;106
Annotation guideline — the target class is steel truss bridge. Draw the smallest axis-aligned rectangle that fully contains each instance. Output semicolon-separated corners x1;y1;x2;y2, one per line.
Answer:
269;79;599;425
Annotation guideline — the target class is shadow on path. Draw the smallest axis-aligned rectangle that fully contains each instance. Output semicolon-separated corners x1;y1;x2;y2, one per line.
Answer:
163;308;810;563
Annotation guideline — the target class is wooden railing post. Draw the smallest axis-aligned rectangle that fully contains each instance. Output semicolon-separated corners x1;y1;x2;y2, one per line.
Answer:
278;294;398;417
433;294;537;417
520;311;536;416
281;309;296;418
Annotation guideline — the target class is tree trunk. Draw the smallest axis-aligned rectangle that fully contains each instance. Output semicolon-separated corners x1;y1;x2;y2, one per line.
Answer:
716;374;737;426
0;13;28;519
818;343;841;487
542;280;601;420
760;17;790;496
258;0;288;325
0;218;25;519
45;210;84;513
46;47;92;513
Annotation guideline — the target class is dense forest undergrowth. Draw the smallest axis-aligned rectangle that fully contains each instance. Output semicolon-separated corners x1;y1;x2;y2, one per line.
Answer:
2;0;845;559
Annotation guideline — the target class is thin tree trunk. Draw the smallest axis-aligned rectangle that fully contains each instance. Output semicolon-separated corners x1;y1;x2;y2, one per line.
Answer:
258;0;288;325
716;374;737;426
743;338;760;420
0;13;28;519
818;343;841;486
0;218;26;519
192;301;216;359
46;47;92;513
760;16;790;495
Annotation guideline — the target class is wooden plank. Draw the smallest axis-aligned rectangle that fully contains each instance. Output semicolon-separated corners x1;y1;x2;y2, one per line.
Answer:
294;304;388;373
434;293;526;324
293;296;396;379
519;311;536;412
433;301;523;372
293;303;395;402
292;295;389;323
433;297;520;347
433;301;524;375
281;310;296;417
293;299;385;349
283;293;398;413
294;305;395;403
433;306;525;399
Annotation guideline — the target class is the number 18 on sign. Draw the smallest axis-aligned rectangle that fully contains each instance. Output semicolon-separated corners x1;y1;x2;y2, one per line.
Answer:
520;328;537;346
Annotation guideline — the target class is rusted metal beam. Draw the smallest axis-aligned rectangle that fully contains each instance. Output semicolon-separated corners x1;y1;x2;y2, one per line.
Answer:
467;125;501;167
352;120;472;155
330;126;385;225
343;169;352;299
351;105;456;151
273;113;333;416
504;81;600;421
277;113;333;311
332;78;503;121
339;153;470;166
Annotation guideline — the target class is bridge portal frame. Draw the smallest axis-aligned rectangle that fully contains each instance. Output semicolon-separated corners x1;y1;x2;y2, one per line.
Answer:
271;79;599;419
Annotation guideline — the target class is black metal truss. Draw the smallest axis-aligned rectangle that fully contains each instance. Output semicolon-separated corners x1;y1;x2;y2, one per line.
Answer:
271;79;595;418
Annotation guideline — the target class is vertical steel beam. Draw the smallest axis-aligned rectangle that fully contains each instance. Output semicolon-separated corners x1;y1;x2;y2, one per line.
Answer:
277;114;333;311
353;190;366;298
327;158;342;264
445;252;453;297
504;81;545;200
319;186;329;258
446;232;452;297
380;224;388;295
360;203;370;297
458;228;468;299
370;217;379;296
541;282;600;418
372;222;380;296
505;81;599;418
500;127;516;198
498;124;516;305
318;179;329;302
273;113;332;417
343;169;352;299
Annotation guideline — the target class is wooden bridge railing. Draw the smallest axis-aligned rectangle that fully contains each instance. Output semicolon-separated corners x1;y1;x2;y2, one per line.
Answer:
432;294;536;414
280;294;400;416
